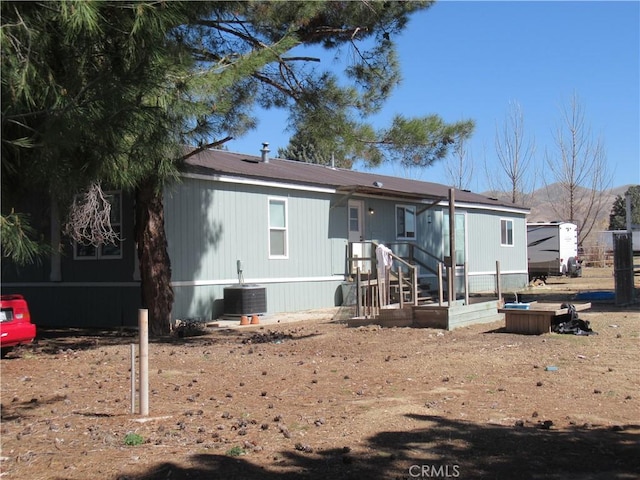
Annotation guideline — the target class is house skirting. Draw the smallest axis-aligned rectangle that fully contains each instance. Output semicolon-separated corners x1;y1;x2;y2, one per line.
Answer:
0;283;141;328
3;276;348;328
172;275;346;321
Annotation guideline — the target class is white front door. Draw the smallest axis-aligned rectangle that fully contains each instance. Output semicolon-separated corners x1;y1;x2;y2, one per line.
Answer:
348;200;365;272
348;200;364;243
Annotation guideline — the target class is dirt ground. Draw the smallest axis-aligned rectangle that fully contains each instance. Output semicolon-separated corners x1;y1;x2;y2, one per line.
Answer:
1;267;639;480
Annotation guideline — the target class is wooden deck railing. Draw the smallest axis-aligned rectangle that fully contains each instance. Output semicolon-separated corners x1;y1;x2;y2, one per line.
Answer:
347;241;447;317
387;241;442;277
347;241;414;316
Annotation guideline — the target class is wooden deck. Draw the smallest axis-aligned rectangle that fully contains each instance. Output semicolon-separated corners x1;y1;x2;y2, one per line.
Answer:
498;302;592;335
345;298;503;330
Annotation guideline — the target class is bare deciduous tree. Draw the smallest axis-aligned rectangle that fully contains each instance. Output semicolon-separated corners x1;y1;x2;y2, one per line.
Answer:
489;101;536;205
544;93;612;244
443;136;474;190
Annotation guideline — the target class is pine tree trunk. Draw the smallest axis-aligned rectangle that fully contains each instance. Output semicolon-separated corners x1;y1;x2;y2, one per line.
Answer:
135;177;173;336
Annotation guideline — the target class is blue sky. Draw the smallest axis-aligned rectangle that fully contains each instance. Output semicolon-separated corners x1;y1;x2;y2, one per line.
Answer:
226;1;639;192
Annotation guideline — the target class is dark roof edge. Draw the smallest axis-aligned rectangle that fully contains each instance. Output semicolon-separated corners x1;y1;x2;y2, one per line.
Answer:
181;147;531;214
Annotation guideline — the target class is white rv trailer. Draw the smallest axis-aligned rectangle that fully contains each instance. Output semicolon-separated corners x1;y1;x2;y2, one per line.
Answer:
527;222;581;281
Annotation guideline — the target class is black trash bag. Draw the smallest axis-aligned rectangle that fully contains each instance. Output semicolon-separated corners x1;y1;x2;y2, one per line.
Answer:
552;303;598;335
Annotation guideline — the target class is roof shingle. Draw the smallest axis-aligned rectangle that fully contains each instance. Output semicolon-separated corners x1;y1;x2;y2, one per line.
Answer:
183;148;528;211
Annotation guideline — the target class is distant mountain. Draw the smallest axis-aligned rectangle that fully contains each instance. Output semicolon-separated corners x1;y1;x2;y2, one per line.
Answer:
482;183;636;229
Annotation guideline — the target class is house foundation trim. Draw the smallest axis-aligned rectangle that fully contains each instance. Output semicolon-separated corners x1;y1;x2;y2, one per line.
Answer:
2;282;140;288
171;275;345;287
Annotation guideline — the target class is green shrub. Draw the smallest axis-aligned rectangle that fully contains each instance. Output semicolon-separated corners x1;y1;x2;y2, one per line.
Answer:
226;446;245;457
124;432;144;446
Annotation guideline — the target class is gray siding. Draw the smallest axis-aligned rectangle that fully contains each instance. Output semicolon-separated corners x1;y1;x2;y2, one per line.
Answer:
466;209;528;272
164;177;348;319
465;208;529;292
1;285;140;328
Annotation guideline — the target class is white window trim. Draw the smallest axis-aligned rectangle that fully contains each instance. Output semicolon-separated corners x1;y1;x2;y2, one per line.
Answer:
73;190;123;260
395;204;417;239
268;197;289;259
500;218;514;247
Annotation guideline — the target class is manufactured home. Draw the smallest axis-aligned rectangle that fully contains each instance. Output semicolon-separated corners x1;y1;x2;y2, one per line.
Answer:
2;147;531;328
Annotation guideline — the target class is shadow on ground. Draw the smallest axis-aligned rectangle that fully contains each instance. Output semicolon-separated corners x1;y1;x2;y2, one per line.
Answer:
2;325;322;358
121;414;640;480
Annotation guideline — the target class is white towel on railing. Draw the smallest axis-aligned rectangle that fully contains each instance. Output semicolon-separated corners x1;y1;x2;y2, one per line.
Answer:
376;244;393;270
376;244;393;306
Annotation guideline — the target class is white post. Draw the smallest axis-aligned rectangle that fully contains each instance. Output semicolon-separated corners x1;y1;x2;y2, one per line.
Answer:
356;267;361;318
139;309;149;416
438;262;444;306
399;268;404;309
130;344;136;414
412;266;418;306
464;262;469;306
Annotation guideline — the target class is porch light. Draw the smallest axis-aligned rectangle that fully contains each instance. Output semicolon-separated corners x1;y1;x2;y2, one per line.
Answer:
368;207;375;215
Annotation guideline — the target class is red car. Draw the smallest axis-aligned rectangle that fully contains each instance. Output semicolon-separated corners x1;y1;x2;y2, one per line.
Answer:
1;294;36;358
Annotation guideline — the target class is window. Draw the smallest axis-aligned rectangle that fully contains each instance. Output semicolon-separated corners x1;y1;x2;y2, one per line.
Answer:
396;205;416;239
269;198;288;258
74;191;123;260
501;219;514;246
349;206;360;234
